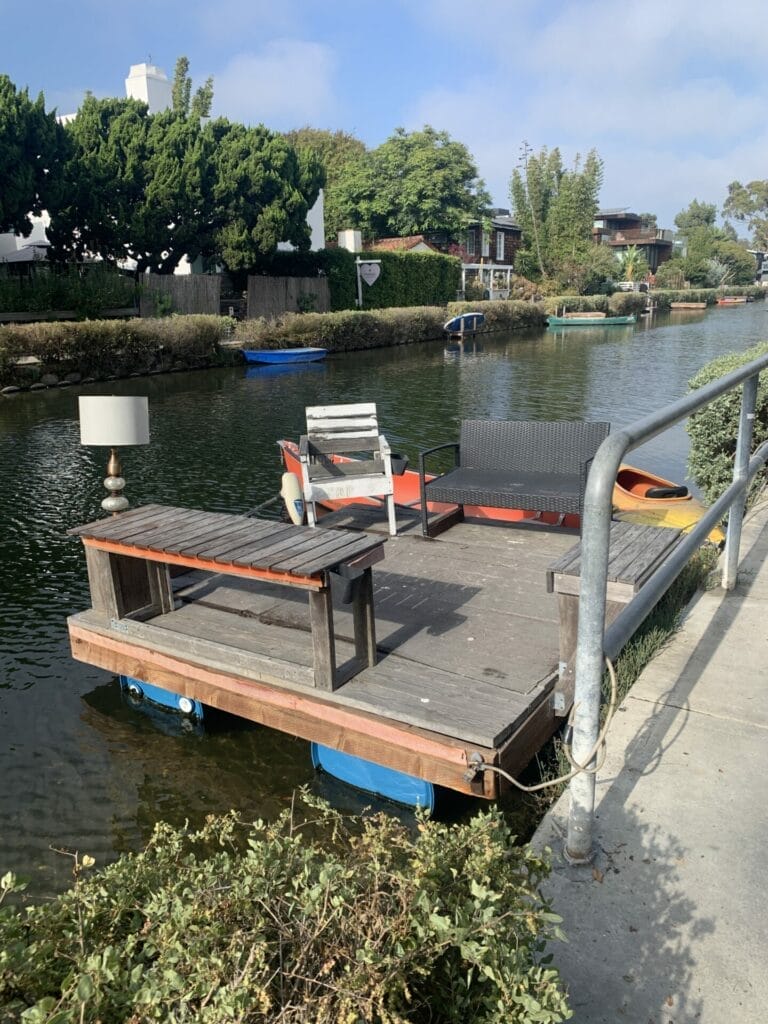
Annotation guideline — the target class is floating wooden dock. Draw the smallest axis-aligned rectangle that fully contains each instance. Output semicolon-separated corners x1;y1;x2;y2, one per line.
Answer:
67;504;584;799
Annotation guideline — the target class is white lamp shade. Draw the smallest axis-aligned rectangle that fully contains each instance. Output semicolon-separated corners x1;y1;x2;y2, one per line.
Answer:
79;396;150;446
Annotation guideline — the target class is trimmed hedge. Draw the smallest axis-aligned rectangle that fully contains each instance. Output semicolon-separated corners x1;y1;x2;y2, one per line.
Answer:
650;286;765;311
0;268;137;317
0;798;571;1023
543;292;648;317
687;341;768;504
0;316;233;388
235;248;461;311
235;306;449;351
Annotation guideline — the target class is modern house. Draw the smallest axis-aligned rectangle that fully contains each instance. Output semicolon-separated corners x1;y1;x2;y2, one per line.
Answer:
592;209;674;273
367;235;438;253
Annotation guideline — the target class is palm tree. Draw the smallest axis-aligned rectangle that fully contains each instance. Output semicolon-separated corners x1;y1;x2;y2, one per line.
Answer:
619;245;649;282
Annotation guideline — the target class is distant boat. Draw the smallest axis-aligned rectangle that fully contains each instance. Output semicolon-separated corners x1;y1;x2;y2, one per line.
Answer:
242;347;327;364
443;311;485;335
670;301;707;310
716;296;748;305
547;313;636;327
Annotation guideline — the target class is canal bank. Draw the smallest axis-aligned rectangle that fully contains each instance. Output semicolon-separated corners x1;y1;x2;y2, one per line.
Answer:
532;501;768;1023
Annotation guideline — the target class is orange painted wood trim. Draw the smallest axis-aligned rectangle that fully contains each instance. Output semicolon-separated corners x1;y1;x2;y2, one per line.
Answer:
79;537;324;590
68;621;481;769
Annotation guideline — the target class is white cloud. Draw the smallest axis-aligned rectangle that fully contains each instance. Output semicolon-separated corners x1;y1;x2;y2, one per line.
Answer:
405;0;768;224
211;41;338;129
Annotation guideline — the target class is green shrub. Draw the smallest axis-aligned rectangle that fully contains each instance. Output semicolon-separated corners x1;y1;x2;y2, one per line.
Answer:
0;267;136;317
235;306;449;351
228;248;460;311
542;292;647;317
0;315;232;387
0;797;571;1023
687;341;768;504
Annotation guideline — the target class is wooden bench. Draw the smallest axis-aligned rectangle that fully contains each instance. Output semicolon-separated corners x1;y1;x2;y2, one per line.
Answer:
418;419;611;538
546;520;682;711
69;504;386;692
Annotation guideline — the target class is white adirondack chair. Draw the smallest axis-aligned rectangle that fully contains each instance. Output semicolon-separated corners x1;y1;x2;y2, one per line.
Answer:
299;403;397;536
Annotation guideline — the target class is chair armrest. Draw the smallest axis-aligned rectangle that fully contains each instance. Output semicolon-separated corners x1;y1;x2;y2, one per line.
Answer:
378;434;392;457
298;435;310;463
418;441;460;478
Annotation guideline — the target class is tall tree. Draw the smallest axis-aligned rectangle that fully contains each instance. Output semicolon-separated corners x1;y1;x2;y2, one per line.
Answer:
283;127;363;241
332;126;489;240
510;145;603;280
213;121;324;269
47;59;322;273
172;56;213;119
673;199;717;234
723;180;768;249
0;75;67;235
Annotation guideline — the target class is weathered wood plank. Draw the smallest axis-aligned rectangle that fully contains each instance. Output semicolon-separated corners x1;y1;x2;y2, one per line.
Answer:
69;621;495;797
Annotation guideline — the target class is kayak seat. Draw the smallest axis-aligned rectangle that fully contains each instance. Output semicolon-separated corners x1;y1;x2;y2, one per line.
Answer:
418;419;610;538
644;484;688;499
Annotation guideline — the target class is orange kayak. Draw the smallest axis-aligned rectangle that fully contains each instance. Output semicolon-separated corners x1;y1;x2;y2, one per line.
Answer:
277;441;724;542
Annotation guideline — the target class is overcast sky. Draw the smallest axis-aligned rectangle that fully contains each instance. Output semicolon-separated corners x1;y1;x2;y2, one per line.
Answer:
3;0;765;230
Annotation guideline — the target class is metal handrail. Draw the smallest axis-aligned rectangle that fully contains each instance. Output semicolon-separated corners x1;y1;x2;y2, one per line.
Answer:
565;351;768;864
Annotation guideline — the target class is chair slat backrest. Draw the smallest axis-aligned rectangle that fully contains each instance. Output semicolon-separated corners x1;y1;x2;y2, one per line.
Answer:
305;403;383;456
460;420;610;475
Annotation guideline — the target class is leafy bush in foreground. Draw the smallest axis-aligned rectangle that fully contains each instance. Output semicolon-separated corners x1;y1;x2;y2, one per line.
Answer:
0;796;571;1023
687;341;768;504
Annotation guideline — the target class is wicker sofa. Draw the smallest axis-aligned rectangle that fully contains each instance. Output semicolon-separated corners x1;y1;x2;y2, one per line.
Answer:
418;419;610;538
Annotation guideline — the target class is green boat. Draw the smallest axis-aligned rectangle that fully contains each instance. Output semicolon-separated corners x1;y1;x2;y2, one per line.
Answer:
547;314;637;327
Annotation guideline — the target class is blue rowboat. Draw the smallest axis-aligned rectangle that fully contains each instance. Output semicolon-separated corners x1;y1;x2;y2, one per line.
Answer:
443;311;485;335
242;347;327;364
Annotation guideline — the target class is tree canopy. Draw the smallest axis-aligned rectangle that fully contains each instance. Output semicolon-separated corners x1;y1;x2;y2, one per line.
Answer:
319;126;490;241
723;179;768;249
282;127;364;242
673;199;717;234
0;75;67;236
44;60;323;273
509;144;603;282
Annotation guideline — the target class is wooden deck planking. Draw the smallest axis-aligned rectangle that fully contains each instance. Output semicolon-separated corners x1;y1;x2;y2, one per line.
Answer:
69;514;582;792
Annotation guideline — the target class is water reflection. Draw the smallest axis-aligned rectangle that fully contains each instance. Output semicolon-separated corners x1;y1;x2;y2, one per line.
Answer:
1;301;765;894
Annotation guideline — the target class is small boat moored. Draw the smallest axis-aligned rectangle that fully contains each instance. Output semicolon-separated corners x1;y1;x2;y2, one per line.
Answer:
670;301;707;310
443;311;485;336
547;313;636;327
716;296;748;305
242;347;327;364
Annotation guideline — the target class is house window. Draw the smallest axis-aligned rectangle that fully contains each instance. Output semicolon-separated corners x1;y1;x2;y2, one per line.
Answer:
481;230;489;258
496;232;505;261
466;229;476;257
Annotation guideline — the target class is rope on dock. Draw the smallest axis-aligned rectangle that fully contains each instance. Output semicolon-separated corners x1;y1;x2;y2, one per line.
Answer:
464;657;619;793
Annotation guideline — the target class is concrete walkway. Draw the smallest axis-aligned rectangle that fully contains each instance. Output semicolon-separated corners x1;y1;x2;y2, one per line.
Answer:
533;502;768;1024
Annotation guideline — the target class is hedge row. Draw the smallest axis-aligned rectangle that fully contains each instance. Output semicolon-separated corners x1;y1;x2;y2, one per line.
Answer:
0;268;137;316
687;341;768;504
543;292;649;317
234;300;548;352
650;286;765;311
0;316;232;388
237;248;461;310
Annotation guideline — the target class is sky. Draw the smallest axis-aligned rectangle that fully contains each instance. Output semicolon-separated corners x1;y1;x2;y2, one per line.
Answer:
2;0;766;232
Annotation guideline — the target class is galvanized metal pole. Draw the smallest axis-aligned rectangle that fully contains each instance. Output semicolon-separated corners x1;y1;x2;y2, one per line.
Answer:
564;436;625;864
723;374;758;590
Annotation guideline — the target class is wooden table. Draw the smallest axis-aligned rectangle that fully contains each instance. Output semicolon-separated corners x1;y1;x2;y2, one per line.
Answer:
69;504;386;691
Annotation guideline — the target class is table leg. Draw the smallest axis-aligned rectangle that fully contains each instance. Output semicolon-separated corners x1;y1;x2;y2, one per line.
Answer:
351;567;377;667
308;581;337;691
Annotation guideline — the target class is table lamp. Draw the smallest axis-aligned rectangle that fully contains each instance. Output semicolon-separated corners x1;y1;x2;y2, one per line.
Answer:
79;396;150;514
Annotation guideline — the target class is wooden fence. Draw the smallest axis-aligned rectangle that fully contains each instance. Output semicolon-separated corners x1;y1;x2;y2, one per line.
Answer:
246;276;330;319
140;274;221;316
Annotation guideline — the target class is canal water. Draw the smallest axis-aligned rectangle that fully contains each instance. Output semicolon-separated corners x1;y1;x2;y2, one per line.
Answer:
1;301;765;893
